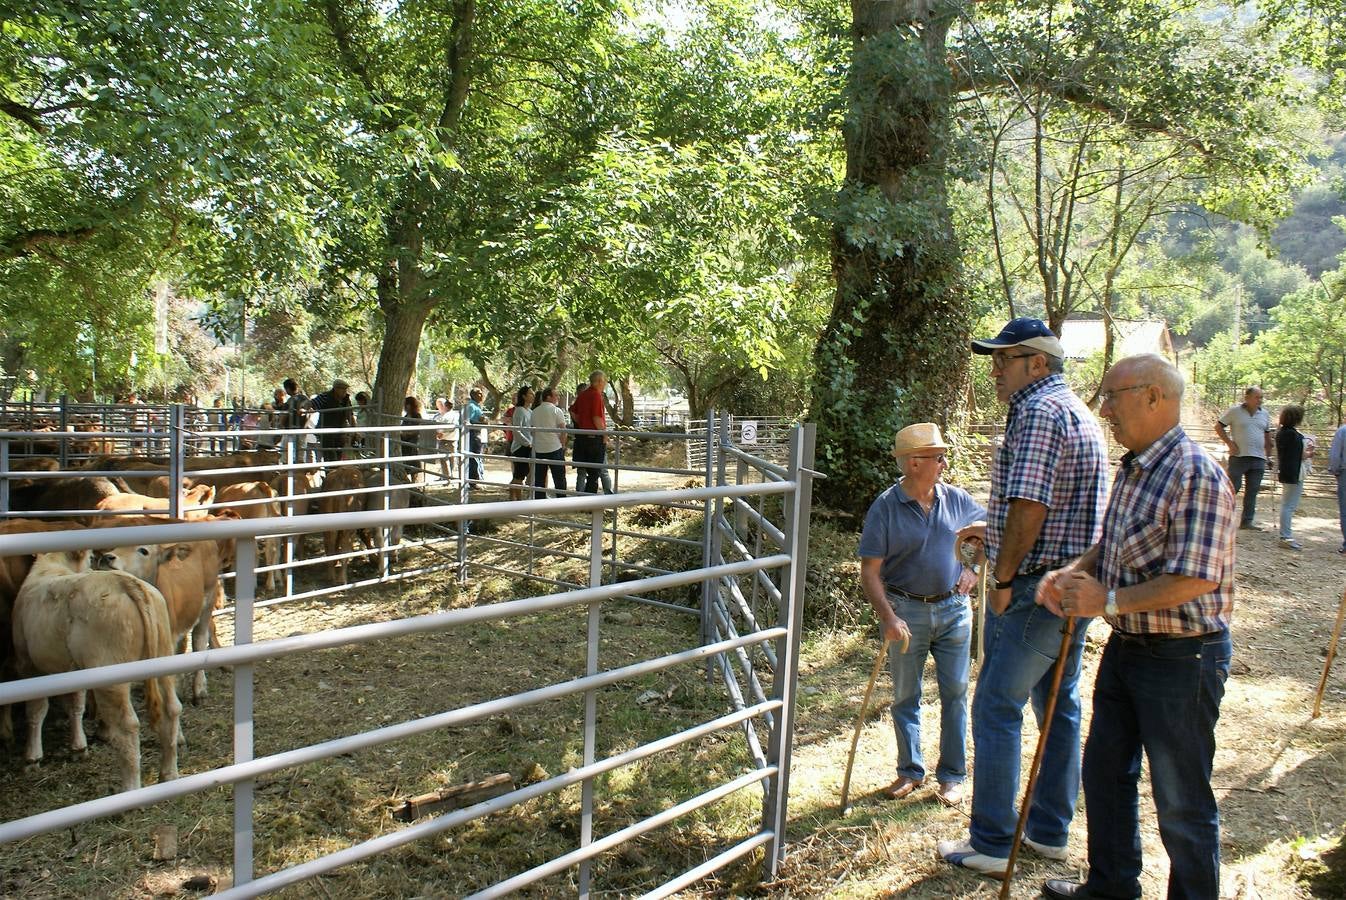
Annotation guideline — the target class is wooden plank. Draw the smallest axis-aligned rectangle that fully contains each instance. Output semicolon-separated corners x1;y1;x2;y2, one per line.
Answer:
393;773;515;822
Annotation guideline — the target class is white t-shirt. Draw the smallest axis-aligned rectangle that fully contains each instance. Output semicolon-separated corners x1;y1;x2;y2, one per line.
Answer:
531;402;567;454
1219;403;1271;459
509;405;533;452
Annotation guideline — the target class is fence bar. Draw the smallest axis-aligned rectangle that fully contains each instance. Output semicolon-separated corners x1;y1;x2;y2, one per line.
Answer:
232;538;257;886
579;508;604;898
0;628;783;845
762;424;815;872
700;413;716;679
730;496;786;548
470;766;776;900
637;831;776;900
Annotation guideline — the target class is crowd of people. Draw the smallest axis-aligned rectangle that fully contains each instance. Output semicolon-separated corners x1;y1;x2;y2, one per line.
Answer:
858;315;1346;899
186;371;620;499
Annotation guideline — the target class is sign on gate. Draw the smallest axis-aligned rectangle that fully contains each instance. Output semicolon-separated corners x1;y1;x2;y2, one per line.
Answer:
740;420;758;444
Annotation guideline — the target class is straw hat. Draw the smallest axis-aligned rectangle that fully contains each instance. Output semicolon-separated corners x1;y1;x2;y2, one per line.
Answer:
891;423;948;458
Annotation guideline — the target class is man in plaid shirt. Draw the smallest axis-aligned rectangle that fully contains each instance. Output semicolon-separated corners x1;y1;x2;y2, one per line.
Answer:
1037;354;1236;900
939;318;1109;876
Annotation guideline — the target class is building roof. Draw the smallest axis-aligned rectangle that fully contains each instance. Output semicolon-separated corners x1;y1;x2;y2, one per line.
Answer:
1058;318;1174;362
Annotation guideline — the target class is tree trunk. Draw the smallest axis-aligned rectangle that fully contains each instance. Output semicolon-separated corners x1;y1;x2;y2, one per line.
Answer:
809;0;970;518
372;298;433;419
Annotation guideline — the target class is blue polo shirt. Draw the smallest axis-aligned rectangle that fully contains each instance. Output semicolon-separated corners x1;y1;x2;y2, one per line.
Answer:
859;480;987;596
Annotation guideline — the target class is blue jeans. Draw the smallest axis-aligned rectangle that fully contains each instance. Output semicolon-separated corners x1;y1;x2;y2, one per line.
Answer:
970;574;1088;857
887;594;971;784
1337;475;1346;549
1278;480;1303;540
1082;631;1231;900
1226;456;1265;527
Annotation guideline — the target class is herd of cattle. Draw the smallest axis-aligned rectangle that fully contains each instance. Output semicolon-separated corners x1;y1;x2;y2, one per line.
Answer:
1;446;416;795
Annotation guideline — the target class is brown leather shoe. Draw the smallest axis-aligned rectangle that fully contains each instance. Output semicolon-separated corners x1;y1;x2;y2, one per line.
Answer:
935;781;964;807
884;776;920;799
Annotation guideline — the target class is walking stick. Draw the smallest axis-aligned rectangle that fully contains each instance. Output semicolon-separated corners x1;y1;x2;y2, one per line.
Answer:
839;635;903;812
1312;584;1346;719
999;617;1079;898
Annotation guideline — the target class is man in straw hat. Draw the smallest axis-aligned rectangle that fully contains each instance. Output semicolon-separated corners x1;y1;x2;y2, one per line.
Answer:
939;317;1109;876
859;423;986;807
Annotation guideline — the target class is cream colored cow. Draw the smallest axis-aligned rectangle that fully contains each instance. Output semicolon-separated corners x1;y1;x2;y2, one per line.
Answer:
215;481;283;592
12;549;181;792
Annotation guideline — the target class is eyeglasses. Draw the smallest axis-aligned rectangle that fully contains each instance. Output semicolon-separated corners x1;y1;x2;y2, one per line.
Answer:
909;453;948;464
1099;384;1151;404
990;351;1038;369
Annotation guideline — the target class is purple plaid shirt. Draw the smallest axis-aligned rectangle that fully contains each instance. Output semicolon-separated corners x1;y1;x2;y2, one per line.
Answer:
1097;424;1236;635
987;374;1109;572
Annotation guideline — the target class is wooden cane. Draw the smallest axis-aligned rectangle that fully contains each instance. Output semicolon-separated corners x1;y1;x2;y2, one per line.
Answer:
839;636;902;812
999;617;1079;898
1312;584;1346;719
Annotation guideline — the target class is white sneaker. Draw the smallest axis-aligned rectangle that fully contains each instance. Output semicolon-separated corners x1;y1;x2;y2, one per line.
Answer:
937;838;1010;876
1023;836;1069;860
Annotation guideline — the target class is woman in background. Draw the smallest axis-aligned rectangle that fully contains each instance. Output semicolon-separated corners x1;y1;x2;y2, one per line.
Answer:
1276;404;1314;551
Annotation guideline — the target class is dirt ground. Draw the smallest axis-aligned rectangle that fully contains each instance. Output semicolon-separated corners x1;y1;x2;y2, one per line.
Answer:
1;462;1344;898
769;490;1346;899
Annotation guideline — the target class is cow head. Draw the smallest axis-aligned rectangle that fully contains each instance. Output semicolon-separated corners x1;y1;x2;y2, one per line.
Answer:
96;543;189;583
30;549;92;577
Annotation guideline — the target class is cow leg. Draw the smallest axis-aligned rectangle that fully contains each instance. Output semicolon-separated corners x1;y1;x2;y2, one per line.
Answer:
67;690;88;752
264;538;279;592
0;703;12;748
156;675;182;781
190;604;212;704
93;686;140;792
24;696;48;763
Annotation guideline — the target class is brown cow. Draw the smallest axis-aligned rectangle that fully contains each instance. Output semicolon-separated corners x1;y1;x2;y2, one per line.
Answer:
216;481;283;592
95;483;217;519
0;519;84;746
10;476;131;517
90;515;237;703
13;549;181;792
317;465;366;585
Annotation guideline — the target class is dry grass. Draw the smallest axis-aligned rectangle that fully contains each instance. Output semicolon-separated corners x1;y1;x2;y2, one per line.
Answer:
2;479;1345;898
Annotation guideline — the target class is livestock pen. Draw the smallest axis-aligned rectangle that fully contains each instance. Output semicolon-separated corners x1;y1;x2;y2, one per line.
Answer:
0;413;816;897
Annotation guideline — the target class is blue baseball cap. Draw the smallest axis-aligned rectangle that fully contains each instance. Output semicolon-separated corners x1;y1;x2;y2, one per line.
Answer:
971;317;1065;358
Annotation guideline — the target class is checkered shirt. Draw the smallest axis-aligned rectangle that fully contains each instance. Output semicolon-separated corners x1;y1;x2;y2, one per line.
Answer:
987;374;1109;572
1098;424;1236;635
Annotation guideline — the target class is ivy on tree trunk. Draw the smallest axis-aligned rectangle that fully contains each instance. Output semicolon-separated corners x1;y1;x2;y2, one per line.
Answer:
809;0;971;519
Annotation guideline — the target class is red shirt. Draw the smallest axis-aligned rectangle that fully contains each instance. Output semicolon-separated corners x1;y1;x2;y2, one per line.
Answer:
572;386;605;431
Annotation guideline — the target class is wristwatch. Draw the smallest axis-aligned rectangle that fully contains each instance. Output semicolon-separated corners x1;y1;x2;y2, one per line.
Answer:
1105;588;1119;618
994;576;1015;590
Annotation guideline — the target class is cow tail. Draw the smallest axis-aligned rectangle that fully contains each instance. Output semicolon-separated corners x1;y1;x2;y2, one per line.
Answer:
133;582;174;729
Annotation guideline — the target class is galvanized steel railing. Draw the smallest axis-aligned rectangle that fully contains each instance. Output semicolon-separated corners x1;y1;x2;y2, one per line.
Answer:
0;416;816;897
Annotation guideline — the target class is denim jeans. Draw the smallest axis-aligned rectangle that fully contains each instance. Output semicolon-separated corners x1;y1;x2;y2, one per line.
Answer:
886;594;971;784
1337;475;1346;549
1082;630;1231;900
1278;480;1304;540
573;435;607;494
969;573;1088;857
533;447;567;497
1226;456;1265;526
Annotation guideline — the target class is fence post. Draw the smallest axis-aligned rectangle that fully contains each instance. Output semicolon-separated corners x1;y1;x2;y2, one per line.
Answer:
456;413;468;585
232;538;258;887
381;437;392;581
762;423;815;873
578;507;604;899
168;404;185;520
57;393;69;468
699;412;717;679
284;438;296;600
0;439;9;515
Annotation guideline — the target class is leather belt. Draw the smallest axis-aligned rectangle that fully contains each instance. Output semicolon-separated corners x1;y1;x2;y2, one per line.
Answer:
1113;629;1222;643
885;586;958;603
1021;562;1069;577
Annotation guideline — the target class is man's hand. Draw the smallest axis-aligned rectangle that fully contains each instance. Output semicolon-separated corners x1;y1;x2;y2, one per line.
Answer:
955;566;978;596
1034;566;1071;617
1058;570;1108;617
956;522;987;546
881;613;912;650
